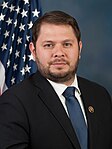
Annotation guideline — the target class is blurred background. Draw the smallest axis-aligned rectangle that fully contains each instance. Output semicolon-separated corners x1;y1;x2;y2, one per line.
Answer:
0;0;112;95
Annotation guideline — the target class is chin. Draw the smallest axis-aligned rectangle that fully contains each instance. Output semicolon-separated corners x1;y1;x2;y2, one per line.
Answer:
49;69;75;78
50;71;69;77
47;73;74;83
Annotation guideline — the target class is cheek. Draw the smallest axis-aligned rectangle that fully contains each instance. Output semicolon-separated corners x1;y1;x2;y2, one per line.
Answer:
68;51;79;65
36;51;51;65
69;51;79;60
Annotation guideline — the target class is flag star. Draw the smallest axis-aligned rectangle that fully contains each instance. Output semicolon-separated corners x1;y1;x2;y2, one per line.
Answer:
19;23;25;31
9;4;15;12
28;21;33;29
7;59;10;67
1;43;7;51
4;30;10;38
11;77;15;85
13;63;17;71
21;67;25;76
17;37;22;44
12;33;15;41
23;55;26;62
14;19;17;27
32;9;40;17
23;0;29;4
26;35;30;41
15;50;20;58
21;9;28;18
9;46;13;54
25;44;27;48
6;18;12;25
25;64;31;73
28;54;35;61
15;6;20;14
1;1;8;9
0;13;5;21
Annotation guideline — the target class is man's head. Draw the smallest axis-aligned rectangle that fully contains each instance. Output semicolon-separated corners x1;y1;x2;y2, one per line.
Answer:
29;11;82;85
32;10;81;47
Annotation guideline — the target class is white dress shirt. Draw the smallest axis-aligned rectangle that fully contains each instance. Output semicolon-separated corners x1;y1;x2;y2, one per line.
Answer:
47;75;87;125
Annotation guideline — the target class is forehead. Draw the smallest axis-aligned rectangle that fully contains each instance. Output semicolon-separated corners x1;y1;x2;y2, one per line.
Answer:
40;23;73;31
38;23;76;39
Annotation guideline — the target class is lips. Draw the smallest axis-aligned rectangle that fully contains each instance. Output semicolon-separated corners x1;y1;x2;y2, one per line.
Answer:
52;61;66;65
51;59;67;65
50;59;68;67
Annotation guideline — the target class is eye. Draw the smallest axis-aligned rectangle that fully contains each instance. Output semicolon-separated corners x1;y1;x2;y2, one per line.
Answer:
63;42;72;48
43;43;54;49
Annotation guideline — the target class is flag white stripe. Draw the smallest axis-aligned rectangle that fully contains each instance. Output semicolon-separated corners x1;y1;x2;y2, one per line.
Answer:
0;61;8;95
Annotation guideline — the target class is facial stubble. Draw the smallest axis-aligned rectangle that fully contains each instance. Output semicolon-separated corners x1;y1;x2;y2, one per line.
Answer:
35;55;80;84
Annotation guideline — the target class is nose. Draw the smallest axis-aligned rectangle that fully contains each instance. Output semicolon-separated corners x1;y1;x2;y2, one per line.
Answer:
52;45;65;58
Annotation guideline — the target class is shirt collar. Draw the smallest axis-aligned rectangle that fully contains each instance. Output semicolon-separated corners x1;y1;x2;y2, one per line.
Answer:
47;75;81;97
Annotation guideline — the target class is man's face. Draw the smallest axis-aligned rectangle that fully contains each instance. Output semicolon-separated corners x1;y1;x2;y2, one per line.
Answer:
30;23;82;85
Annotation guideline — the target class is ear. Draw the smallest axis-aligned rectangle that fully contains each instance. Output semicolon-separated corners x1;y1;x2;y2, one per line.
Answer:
29;42;36;60
79;41;82;59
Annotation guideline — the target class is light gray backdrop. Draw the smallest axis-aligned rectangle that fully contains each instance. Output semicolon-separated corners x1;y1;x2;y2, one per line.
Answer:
0;0;112;95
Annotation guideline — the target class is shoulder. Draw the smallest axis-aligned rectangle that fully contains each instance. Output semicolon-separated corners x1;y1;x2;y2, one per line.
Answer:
0;71;52;105
2;71;45;96
0;73;39;104
77;76;111;99
78;76;108;90
5;73;36;94
77;76;112;116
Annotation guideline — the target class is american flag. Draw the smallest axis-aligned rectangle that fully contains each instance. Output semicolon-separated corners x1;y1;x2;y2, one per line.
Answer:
0;0;42;95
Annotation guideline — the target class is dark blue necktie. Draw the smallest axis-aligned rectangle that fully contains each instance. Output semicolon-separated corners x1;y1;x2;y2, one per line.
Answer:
63;87;88;149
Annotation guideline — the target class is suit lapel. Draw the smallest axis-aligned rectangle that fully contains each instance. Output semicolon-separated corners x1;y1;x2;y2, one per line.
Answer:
32;72;81;149
78;77;99;149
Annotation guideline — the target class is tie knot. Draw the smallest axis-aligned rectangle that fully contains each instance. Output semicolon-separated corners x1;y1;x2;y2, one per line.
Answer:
63;87;75;98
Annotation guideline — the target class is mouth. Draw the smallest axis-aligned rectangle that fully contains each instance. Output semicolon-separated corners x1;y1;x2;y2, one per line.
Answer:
50;60;68;69
52;61;66;65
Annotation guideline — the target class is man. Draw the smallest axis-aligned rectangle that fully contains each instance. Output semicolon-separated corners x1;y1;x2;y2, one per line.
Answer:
0;11;112;149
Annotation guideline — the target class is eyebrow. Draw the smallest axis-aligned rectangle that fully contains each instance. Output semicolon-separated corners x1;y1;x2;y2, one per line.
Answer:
42;39;74;44
42;41;54;44
62;39;74;42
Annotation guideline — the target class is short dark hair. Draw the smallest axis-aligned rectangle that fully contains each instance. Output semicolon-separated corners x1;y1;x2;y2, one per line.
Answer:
32;10;81;46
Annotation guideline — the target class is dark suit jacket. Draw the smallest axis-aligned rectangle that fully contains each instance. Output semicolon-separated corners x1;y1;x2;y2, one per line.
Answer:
0;71;112;149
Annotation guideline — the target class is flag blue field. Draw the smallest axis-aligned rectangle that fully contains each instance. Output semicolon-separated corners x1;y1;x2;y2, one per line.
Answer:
0;0;42;94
